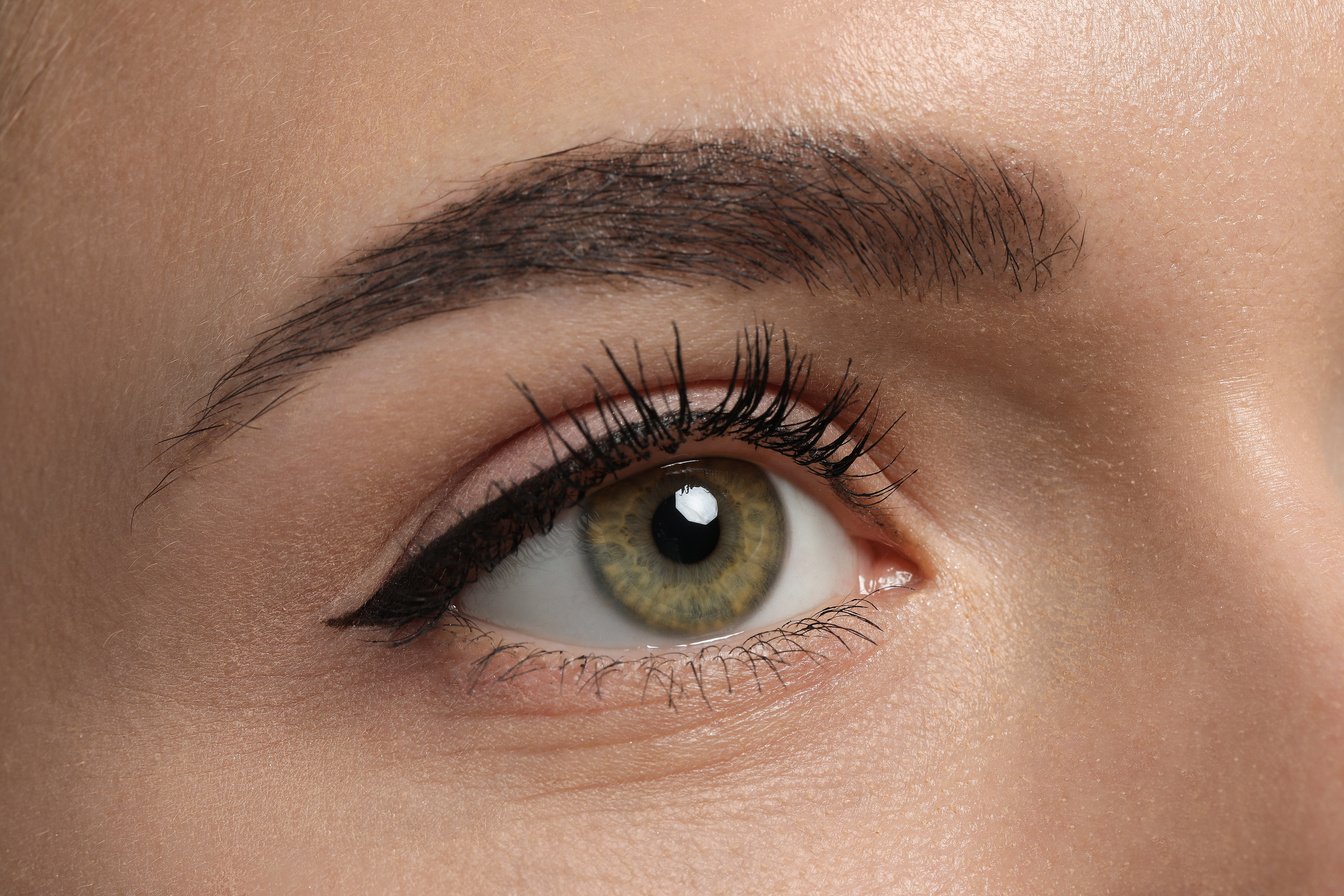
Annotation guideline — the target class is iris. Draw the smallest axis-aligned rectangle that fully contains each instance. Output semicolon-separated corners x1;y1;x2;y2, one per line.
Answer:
581;458;787;635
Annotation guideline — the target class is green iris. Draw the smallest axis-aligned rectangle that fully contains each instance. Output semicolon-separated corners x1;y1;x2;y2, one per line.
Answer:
580;458;786;635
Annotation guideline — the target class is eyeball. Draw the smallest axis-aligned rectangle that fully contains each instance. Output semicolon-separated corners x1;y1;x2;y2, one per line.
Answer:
453;456;869;649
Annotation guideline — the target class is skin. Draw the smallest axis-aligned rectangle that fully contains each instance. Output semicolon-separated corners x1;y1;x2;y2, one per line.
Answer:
2;1;1343;892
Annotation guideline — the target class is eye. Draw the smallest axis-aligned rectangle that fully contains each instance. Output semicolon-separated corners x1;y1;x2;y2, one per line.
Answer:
331;324;918;707
456;456;881;648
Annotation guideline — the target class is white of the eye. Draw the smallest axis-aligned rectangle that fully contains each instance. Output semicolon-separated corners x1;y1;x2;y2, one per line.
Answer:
453;468;860;649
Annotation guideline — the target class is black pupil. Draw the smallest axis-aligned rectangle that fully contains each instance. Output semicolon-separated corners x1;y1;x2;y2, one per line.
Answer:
651;485;721;564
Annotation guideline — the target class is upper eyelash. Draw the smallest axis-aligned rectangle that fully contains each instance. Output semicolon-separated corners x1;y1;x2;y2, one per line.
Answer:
520;322;904;501
330;322;909;640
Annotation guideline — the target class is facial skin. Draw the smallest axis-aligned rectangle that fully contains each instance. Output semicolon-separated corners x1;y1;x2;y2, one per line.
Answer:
2;1;1343;892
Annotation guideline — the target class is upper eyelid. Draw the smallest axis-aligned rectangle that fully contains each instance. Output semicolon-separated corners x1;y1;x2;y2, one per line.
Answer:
522;326;907;502
419;324;907;538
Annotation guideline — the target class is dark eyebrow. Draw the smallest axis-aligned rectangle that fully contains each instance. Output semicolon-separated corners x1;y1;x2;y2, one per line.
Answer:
164;130;1082;470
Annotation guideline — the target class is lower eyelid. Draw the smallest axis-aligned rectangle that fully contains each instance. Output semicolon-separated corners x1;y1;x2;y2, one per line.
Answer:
373;590;913;716
410;526;918;716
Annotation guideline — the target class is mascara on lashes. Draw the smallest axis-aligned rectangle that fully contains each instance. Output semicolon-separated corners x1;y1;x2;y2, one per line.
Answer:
329;324;908;640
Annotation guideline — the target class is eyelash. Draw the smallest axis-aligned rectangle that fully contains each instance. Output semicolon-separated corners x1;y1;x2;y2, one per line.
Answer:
446;595;886;709
330;323;909;648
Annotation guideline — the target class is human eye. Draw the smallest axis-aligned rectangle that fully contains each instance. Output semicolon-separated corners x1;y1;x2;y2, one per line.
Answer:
331;324;920;710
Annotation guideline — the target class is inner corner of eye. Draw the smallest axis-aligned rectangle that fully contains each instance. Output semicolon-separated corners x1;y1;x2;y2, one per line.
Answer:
449;455;908;651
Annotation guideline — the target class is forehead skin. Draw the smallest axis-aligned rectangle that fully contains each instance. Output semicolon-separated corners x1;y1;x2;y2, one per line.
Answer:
2;1;1344;893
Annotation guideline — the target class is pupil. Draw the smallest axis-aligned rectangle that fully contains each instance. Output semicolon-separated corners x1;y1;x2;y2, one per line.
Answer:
650;484;721;564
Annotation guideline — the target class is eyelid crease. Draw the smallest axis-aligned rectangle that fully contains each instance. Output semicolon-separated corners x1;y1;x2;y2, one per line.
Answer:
329;323;913;639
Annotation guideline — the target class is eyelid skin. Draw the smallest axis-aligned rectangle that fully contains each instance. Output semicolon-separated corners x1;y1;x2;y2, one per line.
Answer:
326;324;922;713
368;591;914;715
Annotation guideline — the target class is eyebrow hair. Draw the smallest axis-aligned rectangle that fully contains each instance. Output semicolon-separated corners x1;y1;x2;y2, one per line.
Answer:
160;130;1082;477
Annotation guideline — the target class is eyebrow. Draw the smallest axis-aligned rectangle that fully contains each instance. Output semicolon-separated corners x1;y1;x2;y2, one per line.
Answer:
163;130;1082;470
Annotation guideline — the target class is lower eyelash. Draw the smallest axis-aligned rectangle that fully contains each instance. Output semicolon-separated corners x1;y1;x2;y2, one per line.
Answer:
332;321;910;640
433;594;891;710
